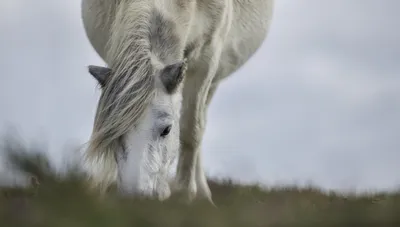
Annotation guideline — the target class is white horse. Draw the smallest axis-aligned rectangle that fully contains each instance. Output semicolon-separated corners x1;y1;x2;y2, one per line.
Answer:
81;0;274;203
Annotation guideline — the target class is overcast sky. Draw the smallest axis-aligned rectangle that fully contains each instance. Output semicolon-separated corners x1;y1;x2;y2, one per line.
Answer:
1;0;399;192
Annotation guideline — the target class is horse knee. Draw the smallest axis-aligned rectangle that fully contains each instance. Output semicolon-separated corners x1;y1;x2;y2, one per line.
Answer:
180;135;201;152
180;120;205;151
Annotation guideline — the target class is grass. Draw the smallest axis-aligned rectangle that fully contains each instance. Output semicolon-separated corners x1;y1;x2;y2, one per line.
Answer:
1;139;400;227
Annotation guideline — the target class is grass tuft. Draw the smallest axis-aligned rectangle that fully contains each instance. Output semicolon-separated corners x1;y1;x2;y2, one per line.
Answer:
1;139;399;227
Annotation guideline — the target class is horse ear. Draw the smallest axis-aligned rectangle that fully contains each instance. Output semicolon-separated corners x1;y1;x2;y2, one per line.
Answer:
88;65;111;87
159;60;187;94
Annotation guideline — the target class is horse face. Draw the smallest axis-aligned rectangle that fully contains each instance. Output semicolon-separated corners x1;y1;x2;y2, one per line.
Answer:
118;87;182;199
88;61;186;199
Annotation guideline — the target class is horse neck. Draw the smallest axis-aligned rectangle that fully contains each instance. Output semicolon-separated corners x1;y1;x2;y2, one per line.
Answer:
106;2;152;72
111;2;185;68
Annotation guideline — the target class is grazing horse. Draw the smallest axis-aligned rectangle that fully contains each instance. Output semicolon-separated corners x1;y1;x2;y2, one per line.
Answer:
81;0;274;203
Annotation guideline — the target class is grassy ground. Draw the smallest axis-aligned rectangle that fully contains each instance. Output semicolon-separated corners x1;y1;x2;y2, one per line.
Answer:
1;144;400;227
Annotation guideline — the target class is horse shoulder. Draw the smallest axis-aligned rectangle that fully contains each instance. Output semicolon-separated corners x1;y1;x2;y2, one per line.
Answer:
212;0;274;81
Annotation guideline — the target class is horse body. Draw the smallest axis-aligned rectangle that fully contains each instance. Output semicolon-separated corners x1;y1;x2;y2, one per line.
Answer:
81;0;274;202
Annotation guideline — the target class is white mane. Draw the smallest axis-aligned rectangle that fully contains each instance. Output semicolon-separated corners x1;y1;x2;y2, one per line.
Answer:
85;1;156;191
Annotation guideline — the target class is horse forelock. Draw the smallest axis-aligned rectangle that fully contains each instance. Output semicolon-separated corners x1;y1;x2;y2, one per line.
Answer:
86;1;156;166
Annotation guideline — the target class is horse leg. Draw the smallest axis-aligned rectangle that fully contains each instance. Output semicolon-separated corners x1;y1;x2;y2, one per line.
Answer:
173;81;208;202
193;82;219;201
172;52;222;204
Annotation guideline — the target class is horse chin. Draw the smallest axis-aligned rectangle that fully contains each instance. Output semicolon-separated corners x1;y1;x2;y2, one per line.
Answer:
116;175;171;200
115;154;171;200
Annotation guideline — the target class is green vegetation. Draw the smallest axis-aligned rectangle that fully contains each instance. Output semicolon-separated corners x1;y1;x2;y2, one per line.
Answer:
1;141;399;227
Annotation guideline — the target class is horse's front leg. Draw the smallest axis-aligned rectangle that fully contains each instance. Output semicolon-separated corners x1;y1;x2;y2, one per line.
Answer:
193;82;219;200
172;46;223;205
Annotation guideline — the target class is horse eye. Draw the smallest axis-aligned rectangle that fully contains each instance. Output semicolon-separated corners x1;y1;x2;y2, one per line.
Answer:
160;125;172;137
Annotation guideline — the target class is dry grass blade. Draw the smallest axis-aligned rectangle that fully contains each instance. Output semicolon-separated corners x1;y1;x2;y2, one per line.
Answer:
1;138;399;227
